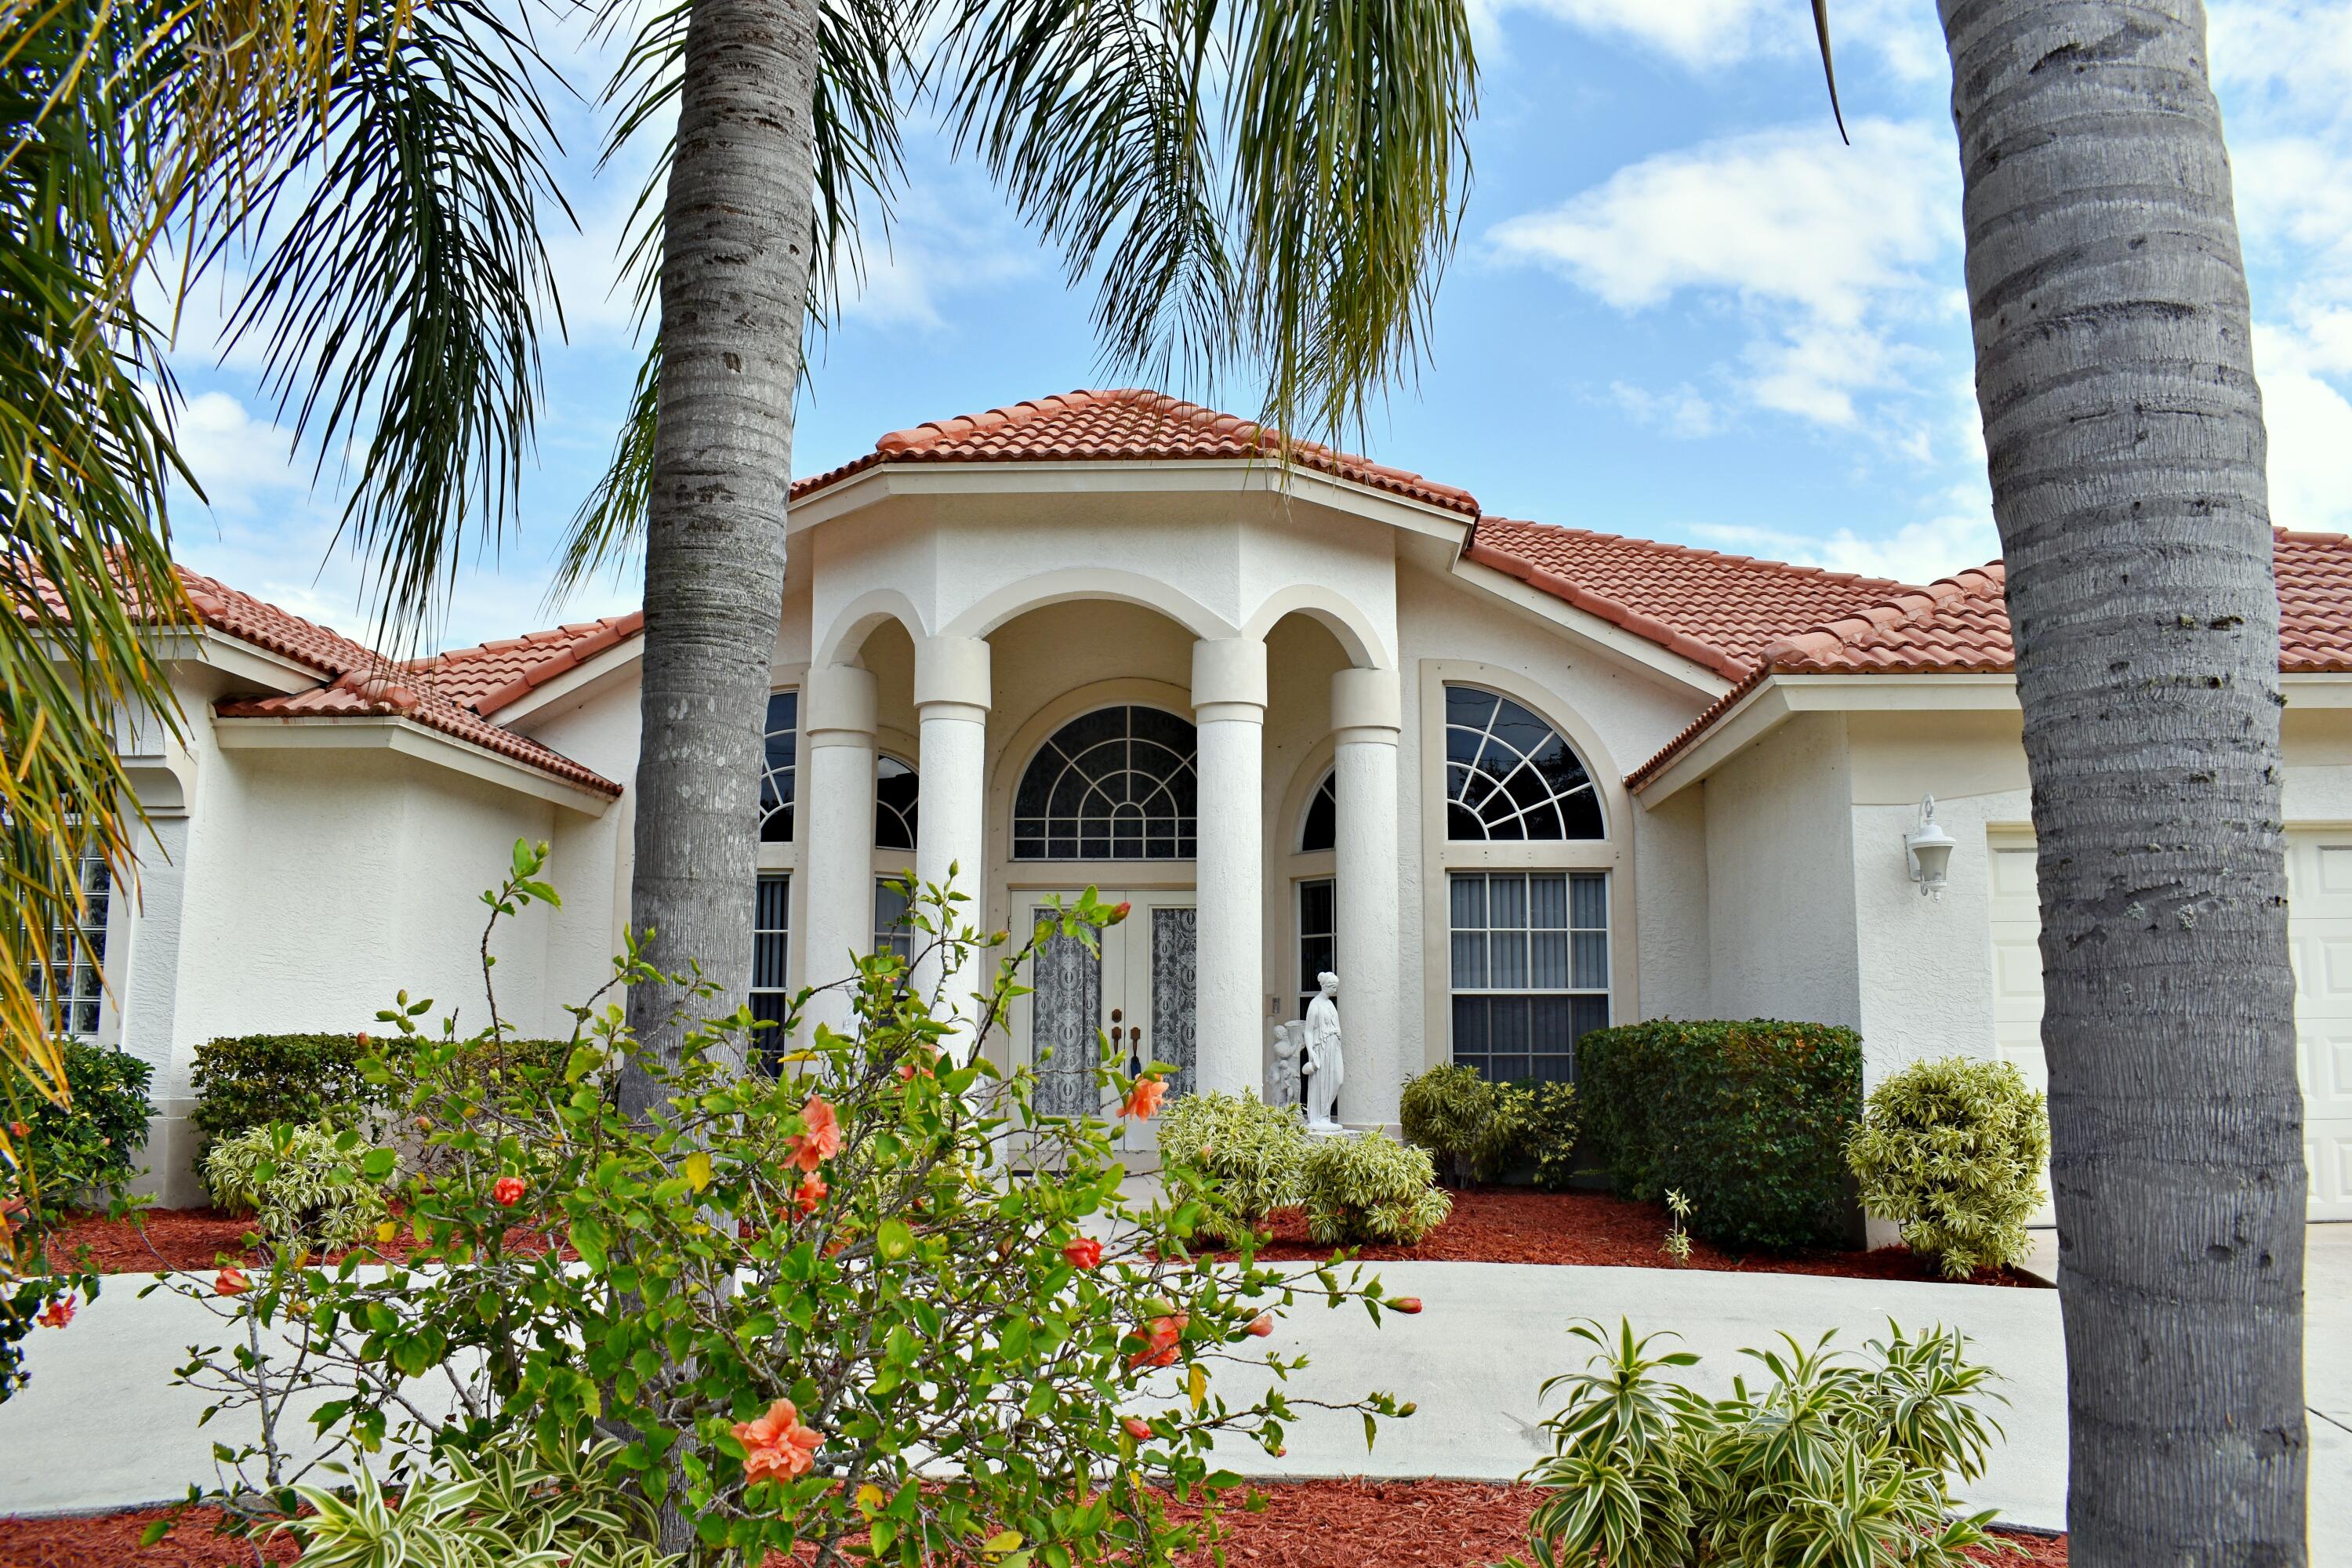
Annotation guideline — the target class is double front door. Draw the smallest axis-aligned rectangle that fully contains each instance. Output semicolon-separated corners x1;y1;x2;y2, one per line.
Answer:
1019;890;1196;1149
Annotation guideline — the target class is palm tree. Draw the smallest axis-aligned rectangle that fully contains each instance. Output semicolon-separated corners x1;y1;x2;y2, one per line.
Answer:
1931;2;2303;1559
2;0;569;1192
568;0;1480;1102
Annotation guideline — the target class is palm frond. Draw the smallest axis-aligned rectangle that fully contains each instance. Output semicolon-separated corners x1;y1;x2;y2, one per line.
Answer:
933;0;1475;446
203;0;573;648
548;337;658;604
0;0;191;1129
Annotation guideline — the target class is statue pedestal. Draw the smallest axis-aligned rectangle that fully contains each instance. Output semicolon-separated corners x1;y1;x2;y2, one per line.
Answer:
1304;1122;1360;1140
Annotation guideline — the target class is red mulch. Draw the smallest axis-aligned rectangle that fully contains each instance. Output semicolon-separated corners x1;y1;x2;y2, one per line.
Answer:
0;1490;2065;1566
38;1207;573;1276
1226;1188;2049;1287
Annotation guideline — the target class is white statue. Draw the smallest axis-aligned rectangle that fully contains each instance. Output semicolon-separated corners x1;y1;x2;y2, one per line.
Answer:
1301;971;1345;1130
1265;1020;1304;1107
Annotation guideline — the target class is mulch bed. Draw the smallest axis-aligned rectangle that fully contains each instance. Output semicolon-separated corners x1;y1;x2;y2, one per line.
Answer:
47;1190;2046;1287
38;1207;572;1276
0;1487;2066;1566
1228;1187;2049;1287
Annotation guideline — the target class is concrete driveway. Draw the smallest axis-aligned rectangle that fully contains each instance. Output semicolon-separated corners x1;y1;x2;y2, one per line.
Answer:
4;1233;2344;1555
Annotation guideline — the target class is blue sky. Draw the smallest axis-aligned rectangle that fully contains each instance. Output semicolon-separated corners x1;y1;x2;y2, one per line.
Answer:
157;0;2352;650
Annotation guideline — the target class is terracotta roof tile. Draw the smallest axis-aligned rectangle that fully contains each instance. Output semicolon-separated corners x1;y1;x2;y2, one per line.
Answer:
404;611;646;715
1466;519;1915;681
1627;528;2352;789
789;388;1481;517
164;568;623;796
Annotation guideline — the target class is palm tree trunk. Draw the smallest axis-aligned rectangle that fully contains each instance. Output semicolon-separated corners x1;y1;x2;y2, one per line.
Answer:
622;0;819;1123
1940;2;2307;1560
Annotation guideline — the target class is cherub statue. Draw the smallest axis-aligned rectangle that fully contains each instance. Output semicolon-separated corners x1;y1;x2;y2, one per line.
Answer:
1265;1019;1304;1107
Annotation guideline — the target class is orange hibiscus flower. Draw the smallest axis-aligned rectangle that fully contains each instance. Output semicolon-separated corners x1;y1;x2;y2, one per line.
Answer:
732;1398;824;1483
793;1173;829;1216
791;1096;843;1171
36;1294;74;1329
1120;1076;1167;1120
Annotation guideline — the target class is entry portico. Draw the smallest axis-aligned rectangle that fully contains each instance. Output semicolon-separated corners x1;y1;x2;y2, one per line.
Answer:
775;390;1445;1123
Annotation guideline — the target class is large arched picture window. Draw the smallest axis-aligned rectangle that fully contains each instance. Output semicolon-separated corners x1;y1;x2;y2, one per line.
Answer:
759;691;797;842
1443;686;1602;840
1013;706;1198;860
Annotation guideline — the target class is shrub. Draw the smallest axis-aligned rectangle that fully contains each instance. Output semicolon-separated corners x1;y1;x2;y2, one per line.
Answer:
1578;1019;1862;1252
282;1438;673;1568
3;1040;152;1229
1847;1056;2049;1279
171;851;1416;1566
1515;1080;1581;1192
1399;1064;1493;1185
1300;1131;1451;1246
201;1122;390;1254
1399;1067;1581;1189
1159;1091;1309;1244
1511;1319;2005;1568
192;1033;388;1145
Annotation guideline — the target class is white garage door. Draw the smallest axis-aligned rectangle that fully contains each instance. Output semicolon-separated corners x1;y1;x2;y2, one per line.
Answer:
1987;829;2352;1222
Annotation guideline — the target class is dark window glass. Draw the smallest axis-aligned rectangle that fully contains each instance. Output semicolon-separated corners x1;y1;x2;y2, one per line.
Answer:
874;879;913;965
1301;771;1338;853
876;757;919;851
1297;877;1337;1017
1011;706;1198;860
759;691;798;843
1441;687;1602;842
750;873;790;1069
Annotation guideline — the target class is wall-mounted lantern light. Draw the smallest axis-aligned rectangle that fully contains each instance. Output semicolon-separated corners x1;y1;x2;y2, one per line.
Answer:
1905;795;1957;900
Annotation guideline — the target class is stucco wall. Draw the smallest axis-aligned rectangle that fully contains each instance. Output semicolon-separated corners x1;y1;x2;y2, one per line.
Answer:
1700;711;1863;1030
1632;782;1711;1020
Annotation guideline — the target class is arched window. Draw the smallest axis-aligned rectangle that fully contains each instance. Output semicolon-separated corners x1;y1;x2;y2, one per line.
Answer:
759;691;798;842
876;756;919;851
1300;771;1337;853
1013;706;1197;860
1443;686;1602;840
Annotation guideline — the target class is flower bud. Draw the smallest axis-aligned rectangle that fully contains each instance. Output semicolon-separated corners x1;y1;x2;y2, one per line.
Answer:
1244;1313;1273;1338
1122;1416;1153;1441
1388;1296;1423;1315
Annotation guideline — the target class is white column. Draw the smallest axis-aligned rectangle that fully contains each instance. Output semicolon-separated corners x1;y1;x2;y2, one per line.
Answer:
913;634;991;1044
1331;667;1403;1128
1192;637;1267;1096
800;663;877;1043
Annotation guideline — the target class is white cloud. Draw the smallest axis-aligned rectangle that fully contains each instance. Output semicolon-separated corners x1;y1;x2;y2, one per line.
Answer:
1472;0;1947;81
1489;117;1961;430
1686;481;1999;586
1607;379;1718;437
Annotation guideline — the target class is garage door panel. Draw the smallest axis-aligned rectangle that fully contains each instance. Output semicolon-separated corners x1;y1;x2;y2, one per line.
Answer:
1987;828;2348;1222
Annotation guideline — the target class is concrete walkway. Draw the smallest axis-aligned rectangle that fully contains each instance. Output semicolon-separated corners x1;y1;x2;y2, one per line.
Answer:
5;1236;2345;1557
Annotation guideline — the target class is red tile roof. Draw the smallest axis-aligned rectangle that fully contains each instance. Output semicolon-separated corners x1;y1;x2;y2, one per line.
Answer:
1466;519;1913;682
404;612;645;716
172;569;622;796
789;388;1482;517
1626;528;2352;790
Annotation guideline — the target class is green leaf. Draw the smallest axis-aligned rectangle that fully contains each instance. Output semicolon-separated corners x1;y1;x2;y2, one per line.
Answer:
877;1218;915;1261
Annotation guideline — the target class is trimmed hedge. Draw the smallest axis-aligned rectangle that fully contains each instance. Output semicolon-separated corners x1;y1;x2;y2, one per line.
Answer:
1400;1066;1581;1190
1578;1018;1863;1251
191;1033;389;1144
192;1032;575;1148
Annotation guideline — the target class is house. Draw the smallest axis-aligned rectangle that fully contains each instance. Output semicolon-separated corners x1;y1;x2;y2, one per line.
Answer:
63;389;2352;1219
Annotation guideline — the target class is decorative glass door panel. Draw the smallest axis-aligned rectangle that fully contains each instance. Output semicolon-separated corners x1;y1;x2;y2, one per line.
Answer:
1017;891;1196;1153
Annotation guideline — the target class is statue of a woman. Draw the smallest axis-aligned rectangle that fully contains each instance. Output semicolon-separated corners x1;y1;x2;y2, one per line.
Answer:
1301;971;1345;1130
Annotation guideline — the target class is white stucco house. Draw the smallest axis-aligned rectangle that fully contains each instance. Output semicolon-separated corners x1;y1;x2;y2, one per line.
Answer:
58;388;2352;1218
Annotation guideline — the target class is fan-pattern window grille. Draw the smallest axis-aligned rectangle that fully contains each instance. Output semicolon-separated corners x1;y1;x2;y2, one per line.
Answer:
1012;706;1198;860
33;846;111;1038
759;691;798;842
1301;771;1338;853
1443;687;1602;840
876;757;919;851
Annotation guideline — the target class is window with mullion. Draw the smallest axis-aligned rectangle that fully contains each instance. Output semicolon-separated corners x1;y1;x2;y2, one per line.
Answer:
1448;869;1607;1083
874;878;914;967
750;873;790;1066
1296;877;1336;1018
28;843;111;1039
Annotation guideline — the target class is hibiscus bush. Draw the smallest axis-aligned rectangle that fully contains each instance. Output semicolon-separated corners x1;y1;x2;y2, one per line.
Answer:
169;849;1417;1566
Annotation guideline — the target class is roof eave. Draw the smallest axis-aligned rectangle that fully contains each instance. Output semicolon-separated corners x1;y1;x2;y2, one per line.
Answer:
786;457;1477;541
213;713;620;813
